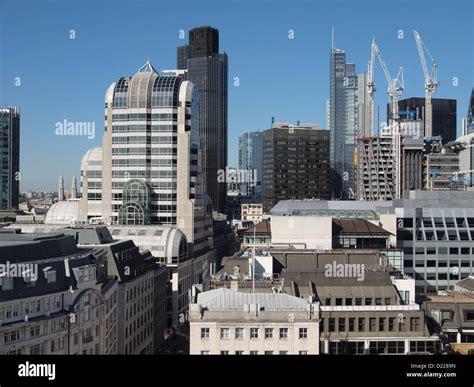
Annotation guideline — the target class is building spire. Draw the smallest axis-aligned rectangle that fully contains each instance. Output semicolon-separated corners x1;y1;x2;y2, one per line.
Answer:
58;174;65;202
70;174;77;199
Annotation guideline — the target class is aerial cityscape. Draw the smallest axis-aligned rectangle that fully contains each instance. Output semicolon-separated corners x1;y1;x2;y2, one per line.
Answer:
0;0;473;384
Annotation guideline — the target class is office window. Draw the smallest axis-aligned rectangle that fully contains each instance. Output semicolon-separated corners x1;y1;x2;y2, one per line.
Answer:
250;328;259;339
279;350;288;355
466;311;474;321
358;318;365;332
375;298;382;305
389;317;395;332
379;318;386;331
250;350;258;355
335;298;343;306
345;298;353;306
279;328;289;339
338;318;346;332
220;328;230;340
264;328;273;339
235;328;244;340
355;298;362;306
369;318;376;332
365;298;372;306
299;328;308;339
201;328;210;339
264;351;273;355
441;311;452;321
328;318;336;332
220;351;229;355
410;317;420;331
349;318;355;332
325;298;331;306
235;351;244;355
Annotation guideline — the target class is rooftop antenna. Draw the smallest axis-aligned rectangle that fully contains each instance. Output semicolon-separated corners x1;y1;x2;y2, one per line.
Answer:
331;26;335;49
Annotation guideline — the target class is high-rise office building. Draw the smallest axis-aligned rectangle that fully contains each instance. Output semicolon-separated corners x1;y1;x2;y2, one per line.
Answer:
98;60;211;258
238;131;263;198
388;97;457;143
0;107;20;210
177;26;228;214
329;48;357;199
262;123;330;212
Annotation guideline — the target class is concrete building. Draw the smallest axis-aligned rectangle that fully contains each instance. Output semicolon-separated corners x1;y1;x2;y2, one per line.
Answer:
241;203;263;223
0;230;118;355
357;72;372;137
423;291;474;354
356;136;395;200
189;288;320;355
262;123;330;212
99;60;212;259
0;107;20;211
177;26;228;214
270;192;474;295
329;48;357;199
209;250;439;354
238;131;263;198
447;133;474;188
423;148;460;191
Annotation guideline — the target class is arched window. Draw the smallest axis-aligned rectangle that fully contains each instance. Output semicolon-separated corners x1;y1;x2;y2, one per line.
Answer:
118;179;151;225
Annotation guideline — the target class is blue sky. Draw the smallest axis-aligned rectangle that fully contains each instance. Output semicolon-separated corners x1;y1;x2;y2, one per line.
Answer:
1;0;472;191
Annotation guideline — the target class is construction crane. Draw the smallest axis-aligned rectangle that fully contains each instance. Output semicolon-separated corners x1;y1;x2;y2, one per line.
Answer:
366;38;405;198
413;30;439;137
367;38;405;133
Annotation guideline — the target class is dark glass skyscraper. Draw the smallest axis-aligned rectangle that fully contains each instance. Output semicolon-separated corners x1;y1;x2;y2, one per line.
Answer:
0;107;20;210
329;48;357;199
177;26;228;214
388;97;457;143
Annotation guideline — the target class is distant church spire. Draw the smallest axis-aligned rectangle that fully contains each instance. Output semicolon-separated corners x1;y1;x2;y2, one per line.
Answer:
70;174;77;199
58;174;65;201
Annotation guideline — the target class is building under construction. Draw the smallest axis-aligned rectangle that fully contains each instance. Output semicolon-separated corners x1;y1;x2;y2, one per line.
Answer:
356;127;424;201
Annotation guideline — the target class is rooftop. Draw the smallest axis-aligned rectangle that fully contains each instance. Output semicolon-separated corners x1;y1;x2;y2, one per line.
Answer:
332;219;392;235
197;288;311;311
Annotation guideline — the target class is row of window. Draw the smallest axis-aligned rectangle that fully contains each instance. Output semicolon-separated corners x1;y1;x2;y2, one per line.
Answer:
324;297;392;307
201;327;309;340
321;316;421;333
0;296;61;321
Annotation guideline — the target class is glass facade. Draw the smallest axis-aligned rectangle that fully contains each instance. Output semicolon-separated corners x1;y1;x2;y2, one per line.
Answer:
238;131;263;198
397;211;474;294
0;107;20;210
329;49;357;199
178;26;228;214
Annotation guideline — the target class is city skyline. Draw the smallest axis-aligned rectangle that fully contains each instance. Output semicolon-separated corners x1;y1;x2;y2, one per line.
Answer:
1;0;473;191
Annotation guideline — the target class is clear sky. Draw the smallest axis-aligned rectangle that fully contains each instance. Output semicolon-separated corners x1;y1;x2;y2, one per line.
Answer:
1;0;472;191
